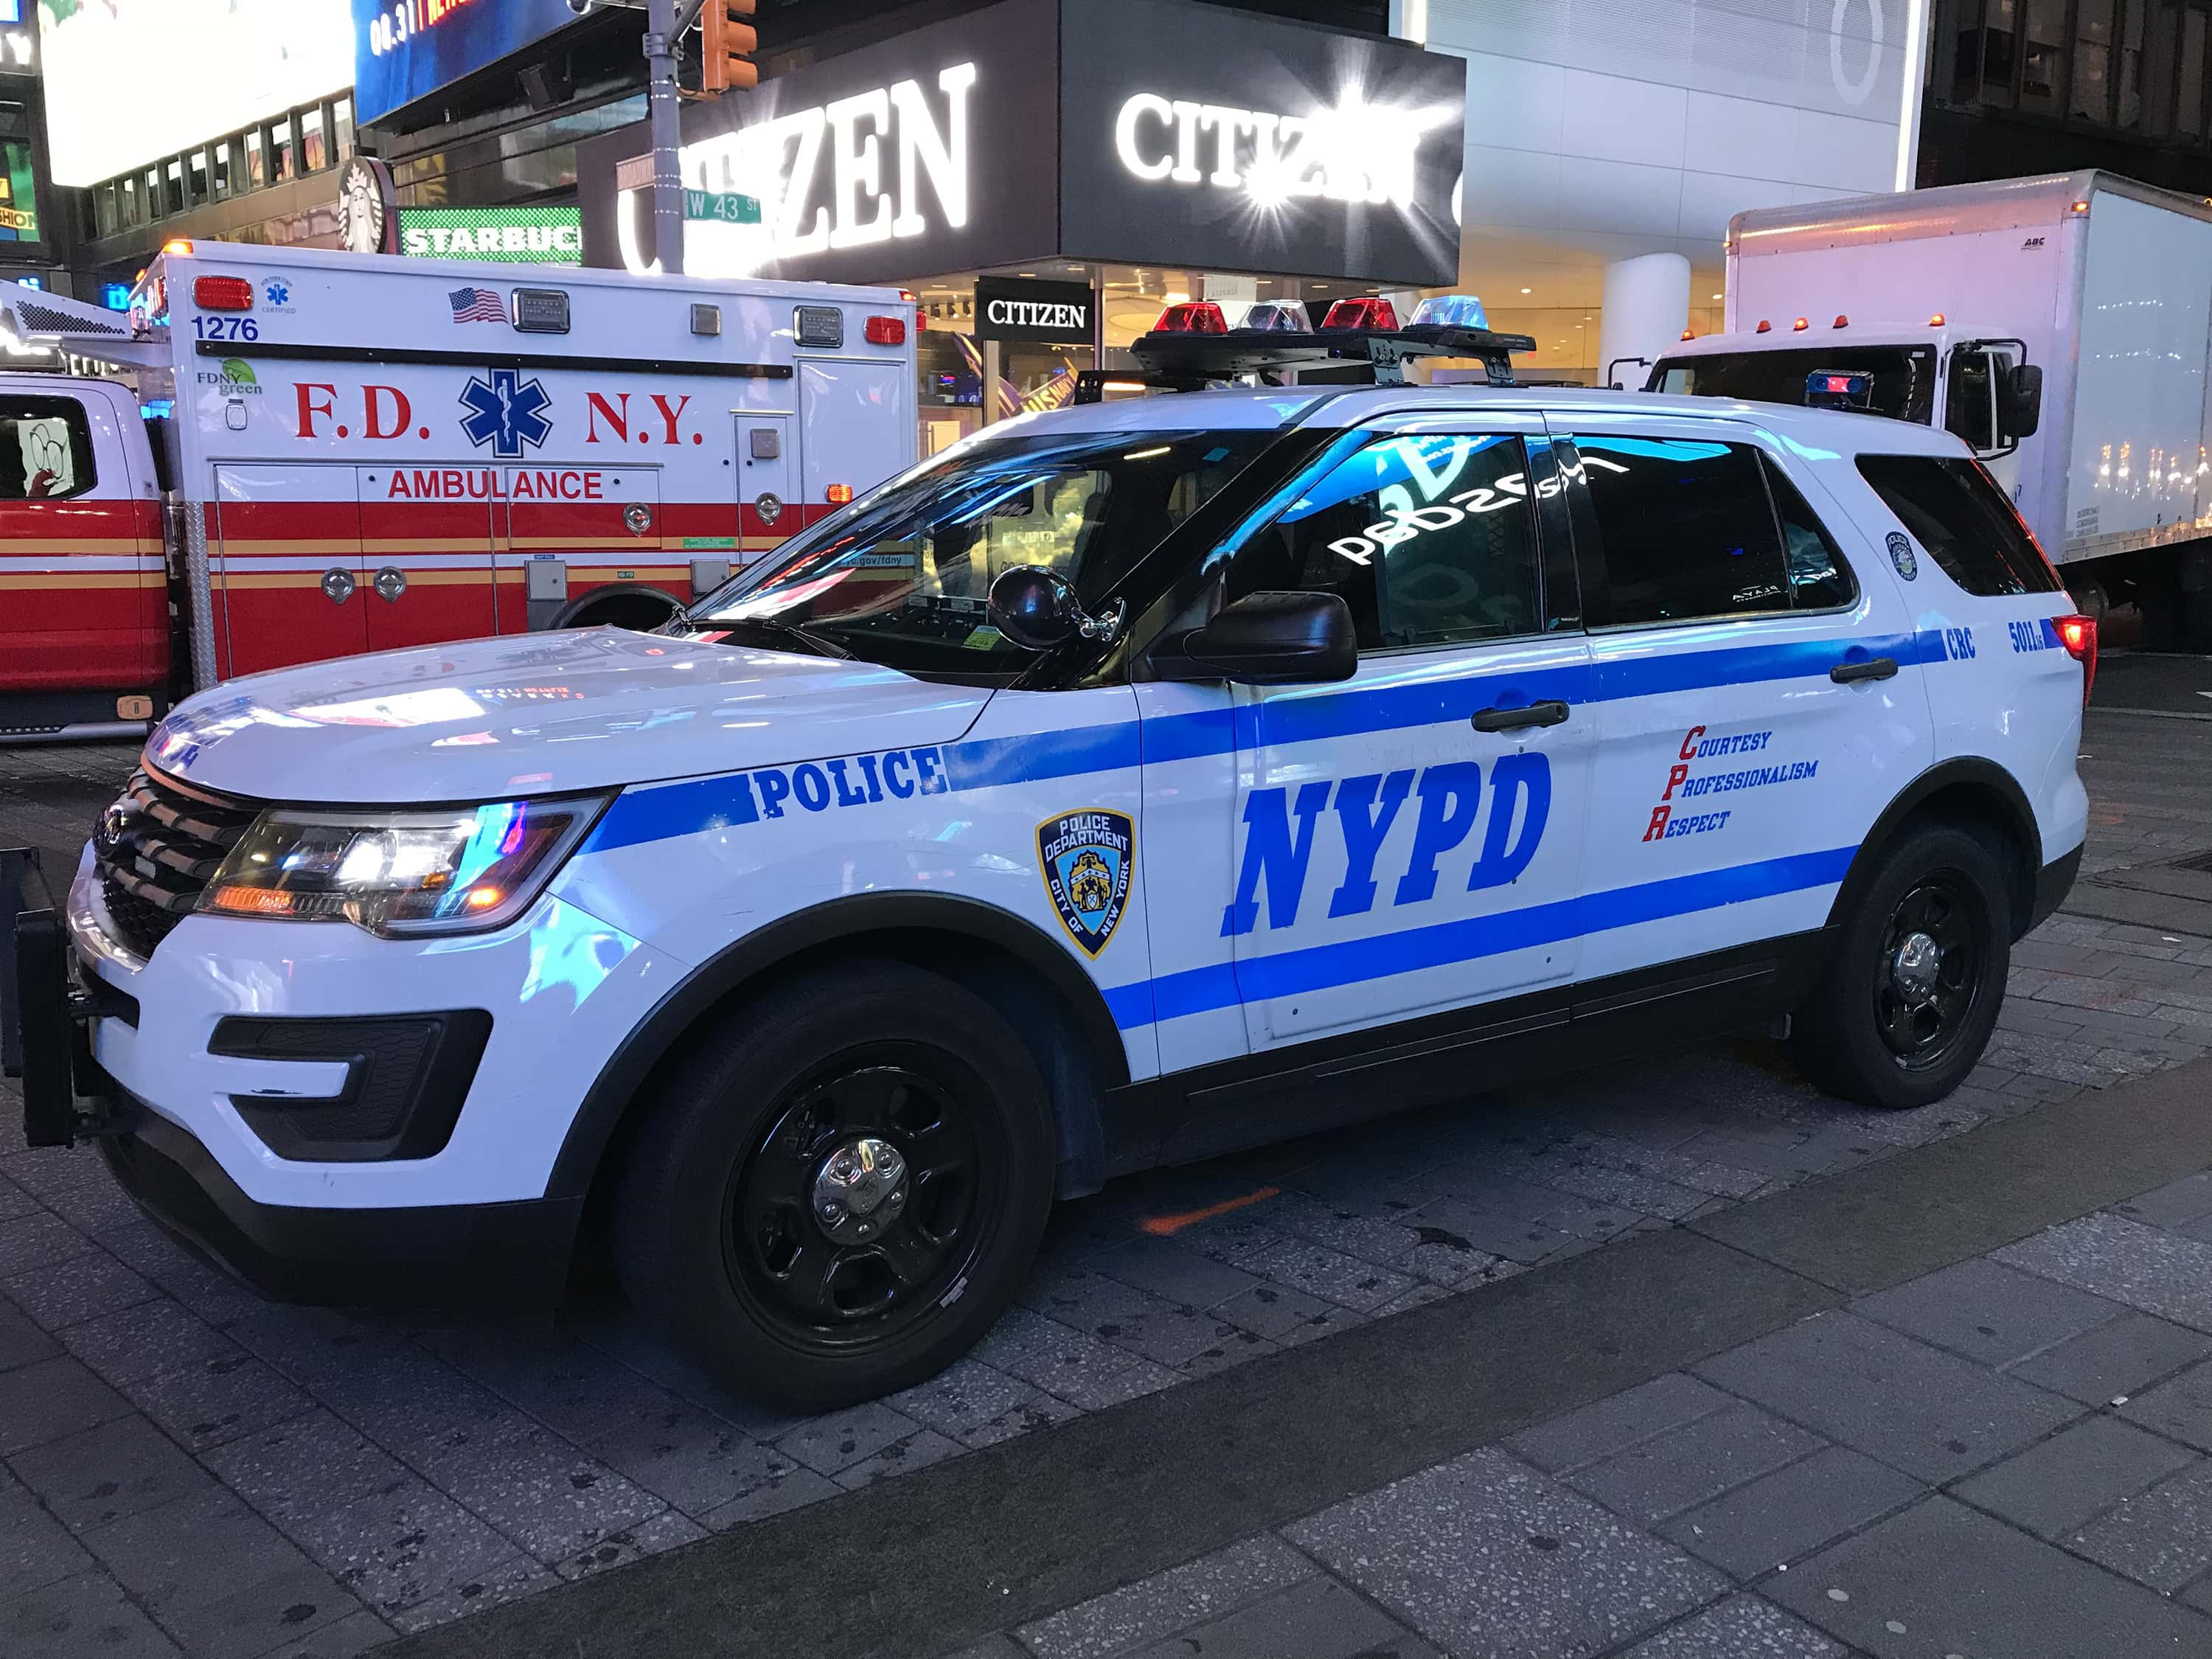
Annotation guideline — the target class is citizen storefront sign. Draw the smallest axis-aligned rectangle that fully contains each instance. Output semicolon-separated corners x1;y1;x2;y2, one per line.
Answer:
577;0;1464;288
974;277;1094;346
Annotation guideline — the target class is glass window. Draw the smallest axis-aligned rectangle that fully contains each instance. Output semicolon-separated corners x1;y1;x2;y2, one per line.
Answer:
2120;0;2147;125
302;108;326;173
2182;9;2206;137
0;395;97;499
212;137;232;198
1983;0;2020;101
244;128;264;189
1650;346;1939;425
1761;456;1858;611
1856;455;2061;595
692;430;1274;674
1563;435;1792;626
1234;433;1542;650
144;167;162;219
267;118;293;183
2076;0;2116;119
187;148;208;202
163;159;183;216
1952;0;1985;100
1945;350;1997;451
118;174;139;228
333;97;355;160
2022;0;2069;108
94;181;117;237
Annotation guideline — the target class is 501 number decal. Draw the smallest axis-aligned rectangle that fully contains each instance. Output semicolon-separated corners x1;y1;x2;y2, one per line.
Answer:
192;316;260;341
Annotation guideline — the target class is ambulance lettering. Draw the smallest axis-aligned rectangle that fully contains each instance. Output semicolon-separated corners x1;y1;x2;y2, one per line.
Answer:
585;389;704;448
1220;754;1551;937
383;470;607;501
291;383;428;442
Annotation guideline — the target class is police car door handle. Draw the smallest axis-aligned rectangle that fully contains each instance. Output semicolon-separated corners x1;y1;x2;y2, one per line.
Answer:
1830;656;1899;684
1471;700;1571;733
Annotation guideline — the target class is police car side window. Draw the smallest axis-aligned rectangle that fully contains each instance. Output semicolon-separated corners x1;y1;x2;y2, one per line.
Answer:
1563;436;1791;627
1761;455;1858;611
1240;433;1543;651
1854;453;2059;597
0;396;97;501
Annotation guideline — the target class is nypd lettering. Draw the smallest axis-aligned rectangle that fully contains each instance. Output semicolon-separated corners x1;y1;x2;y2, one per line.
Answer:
1039;810;1135;956
704;745;950;827
1222;754;1551;937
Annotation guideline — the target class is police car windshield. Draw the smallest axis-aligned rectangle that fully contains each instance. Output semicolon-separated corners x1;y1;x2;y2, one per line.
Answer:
1651;346;1937;425
688;429;1272;675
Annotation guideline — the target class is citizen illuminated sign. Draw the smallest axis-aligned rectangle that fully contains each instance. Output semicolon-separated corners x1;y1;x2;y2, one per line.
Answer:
1113;93;1447;208
578;0;1463;288
974;276;1093;346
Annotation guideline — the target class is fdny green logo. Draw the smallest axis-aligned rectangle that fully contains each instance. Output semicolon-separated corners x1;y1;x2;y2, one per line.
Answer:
1038;809;1134;957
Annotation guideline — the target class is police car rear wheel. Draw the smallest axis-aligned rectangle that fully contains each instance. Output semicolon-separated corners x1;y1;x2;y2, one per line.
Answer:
613;961;1056;1410
1791;822;2011;1110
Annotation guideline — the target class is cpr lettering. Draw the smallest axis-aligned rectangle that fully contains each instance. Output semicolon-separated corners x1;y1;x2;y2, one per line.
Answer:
715;745;947;824
1220;754;1551;937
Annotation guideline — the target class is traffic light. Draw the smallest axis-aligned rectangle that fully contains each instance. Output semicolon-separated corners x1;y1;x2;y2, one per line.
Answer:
701;0;757;94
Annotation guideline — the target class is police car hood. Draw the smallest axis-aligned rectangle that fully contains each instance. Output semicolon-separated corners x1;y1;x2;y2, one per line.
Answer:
144;628;993;804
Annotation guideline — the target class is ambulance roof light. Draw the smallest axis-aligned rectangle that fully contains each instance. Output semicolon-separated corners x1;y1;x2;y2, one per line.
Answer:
1930;311;1947;327
1792;316;1809;331
1755;319;1772;333
1321;297;1399;332
1833;314;1848;327
162;239;192;257
1153;301;1228;335
193;276;254;312
1680;329;1695;341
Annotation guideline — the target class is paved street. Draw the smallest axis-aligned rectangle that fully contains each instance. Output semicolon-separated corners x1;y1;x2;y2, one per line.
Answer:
2;665;2211;1657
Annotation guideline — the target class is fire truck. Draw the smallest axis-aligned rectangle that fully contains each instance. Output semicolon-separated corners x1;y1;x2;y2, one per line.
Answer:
0;243;919;742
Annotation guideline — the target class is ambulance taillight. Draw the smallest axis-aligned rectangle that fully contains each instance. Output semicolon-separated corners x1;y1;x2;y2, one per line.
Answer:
194;276;254;311
864;316;906;346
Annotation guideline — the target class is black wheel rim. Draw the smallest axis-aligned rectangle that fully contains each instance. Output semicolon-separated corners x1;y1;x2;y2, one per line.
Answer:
1873;872;1986;1072
724;1042;1000;1356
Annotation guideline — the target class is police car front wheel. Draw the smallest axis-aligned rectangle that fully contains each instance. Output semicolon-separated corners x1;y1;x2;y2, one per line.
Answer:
612;960;1057;1410
1792;822;2012;1111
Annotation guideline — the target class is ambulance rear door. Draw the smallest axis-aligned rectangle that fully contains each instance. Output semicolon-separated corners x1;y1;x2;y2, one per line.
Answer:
736;411;795;560
798;357;913;523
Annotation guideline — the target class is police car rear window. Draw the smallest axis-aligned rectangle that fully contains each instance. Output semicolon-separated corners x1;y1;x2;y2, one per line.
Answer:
1854;454;2059;597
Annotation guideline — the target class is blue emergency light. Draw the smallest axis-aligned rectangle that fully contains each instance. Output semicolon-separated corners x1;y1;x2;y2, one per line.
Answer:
1411;295;1490;330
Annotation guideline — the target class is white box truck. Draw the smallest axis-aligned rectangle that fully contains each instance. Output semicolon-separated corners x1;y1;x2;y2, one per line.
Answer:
1647;170;2212;650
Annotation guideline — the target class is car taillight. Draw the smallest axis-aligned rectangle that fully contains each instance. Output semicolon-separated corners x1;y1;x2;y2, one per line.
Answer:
1153;301;1227;334
1320;297;1399;331
193;276;254;311
864;315;906;346
2054;613;2097;704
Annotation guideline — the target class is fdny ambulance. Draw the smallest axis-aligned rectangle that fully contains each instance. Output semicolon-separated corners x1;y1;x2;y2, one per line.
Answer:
7;305;2092;1410
0;243;918;742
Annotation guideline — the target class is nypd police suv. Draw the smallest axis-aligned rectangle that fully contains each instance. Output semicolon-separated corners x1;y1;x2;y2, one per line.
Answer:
7;299;2093;1408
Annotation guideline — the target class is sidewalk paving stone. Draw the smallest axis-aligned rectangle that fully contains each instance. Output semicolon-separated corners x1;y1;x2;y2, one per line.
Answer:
7;1415;212;1533
1693;1310;2080;1483
1118;1573;1441;1659
1504;1373;1732;1474
1770;1495;2212;1656
1953;1416;2197;1539
1284;1447;1728;1659
1618;1596;1845;1658
0;1470;92;1600
1999;1211;2212;1330
0;1357;131;1457
2007;1310;2212;1405
2070;1460;2212;1591
0;1568;182;1658
1658;1444;1922;1578
1563;1401;1824;1526
1015;1536;1313;1659
1847;1257;2124;1366
2120;1357;2212;1450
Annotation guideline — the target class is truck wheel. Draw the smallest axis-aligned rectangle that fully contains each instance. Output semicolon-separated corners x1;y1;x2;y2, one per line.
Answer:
1791;823;2011;1110
613;961;1057;1410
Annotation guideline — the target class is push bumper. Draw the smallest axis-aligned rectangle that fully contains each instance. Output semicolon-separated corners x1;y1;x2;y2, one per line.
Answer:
99;1103;581;1308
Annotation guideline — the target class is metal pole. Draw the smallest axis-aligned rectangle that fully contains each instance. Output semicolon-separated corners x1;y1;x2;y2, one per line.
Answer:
982;340;1001;426
646;0;686;276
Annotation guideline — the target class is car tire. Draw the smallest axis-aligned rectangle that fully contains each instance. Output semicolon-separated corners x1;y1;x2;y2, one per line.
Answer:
1791;821;2012;1111
613;960;1057;1411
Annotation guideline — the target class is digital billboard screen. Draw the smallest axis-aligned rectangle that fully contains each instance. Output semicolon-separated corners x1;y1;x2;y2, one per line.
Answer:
39;0;354;187
352;0;585;128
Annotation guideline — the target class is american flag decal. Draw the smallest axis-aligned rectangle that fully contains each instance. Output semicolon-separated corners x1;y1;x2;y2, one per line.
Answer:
448;287;506;324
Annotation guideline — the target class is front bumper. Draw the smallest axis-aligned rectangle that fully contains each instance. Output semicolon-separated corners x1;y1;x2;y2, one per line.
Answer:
102;1102;582;1307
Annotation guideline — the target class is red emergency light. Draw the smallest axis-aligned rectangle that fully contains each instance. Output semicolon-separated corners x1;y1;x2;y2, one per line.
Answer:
1755;319;1772;333
1320;297;1399;332
193;276;254;312
2055;613;2098;704
864;315;906;346
1820;375;1854;393
1791;317;1809;331
1833;314;1849;328
1153;301;1228;334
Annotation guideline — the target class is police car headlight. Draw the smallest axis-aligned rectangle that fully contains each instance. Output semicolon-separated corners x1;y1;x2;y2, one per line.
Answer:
198;796;608;937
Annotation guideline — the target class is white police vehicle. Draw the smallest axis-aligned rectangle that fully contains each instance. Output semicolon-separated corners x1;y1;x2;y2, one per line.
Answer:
5;299;2095;1408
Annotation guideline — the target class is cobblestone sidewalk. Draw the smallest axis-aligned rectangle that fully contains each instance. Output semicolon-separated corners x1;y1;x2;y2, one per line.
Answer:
947;1167;2212;1659
0;706;2207;1656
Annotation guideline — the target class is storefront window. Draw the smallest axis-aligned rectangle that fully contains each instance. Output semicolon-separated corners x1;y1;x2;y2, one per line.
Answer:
267;117;293;183
244;128;264;189
144;167;163;219
164;158;184;216
94;181;117;237
333;97;355;161
187;148;208;202
302;108;326;173
118;174;139;229
212;138;232;198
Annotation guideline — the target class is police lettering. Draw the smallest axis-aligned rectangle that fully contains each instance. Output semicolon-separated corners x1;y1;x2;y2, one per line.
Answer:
1220;754;1551;937
718;745;949;824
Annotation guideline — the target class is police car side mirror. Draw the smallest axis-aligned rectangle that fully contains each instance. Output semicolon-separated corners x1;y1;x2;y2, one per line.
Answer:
1170;591;1357;685
2000;363;2043;440
987;566;1125;651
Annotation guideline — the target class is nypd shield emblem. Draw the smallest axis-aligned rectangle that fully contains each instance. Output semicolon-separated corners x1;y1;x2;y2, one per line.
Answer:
1887;531;1918;580
1038;810;1134;957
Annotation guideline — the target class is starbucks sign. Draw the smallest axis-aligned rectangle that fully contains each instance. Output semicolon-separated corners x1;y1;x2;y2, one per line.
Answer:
397;206;585;265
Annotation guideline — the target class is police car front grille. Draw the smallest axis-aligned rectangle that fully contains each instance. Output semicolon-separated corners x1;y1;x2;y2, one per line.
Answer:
91;767;260;957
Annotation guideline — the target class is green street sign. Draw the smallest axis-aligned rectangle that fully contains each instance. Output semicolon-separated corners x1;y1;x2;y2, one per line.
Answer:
685;190;763;226
397;206;582;265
